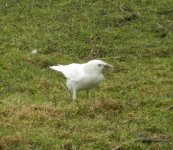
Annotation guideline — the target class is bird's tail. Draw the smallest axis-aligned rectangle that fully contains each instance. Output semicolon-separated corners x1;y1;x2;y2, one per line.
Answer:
49;65;64;72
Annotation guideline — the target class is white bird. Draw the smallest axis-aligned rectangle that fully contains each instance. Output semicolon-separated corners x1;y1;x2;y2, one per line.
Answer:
50;60;113;100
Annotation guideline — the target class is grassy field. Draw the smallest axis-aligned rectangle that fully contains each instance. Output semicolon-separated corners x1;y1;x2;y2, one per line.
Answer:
0;0;173;149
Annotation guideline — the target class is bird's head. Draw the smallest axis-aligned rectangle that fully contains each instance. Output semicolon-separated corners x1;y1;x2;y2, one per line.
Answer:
85;59;113;74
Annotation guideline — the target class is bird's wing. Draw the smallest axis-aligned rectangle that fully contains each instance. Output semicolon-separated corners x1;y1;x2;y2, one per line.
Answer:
50;63;84;82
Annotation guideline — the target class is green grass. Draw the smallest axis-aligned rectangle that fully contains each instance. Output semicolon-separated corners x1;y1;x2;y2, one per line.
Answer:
0;0;173;149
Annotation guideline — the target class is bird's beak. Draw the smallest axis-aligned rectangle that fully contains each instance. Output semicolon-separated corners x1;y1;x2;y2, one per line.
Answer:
105;63;113;68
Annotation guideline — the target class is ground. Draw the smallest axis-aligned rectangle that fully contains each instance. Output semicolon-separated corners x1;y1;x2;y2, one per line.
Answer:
0;0;173;149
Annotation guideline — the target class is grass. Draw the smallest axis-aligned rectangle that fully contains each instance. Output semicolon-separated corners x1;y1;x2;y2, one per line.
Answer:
0;0;173;149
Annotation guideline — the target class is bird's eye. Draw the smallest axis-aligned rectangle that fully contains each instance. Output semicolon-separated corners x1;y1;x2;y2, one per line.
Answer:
98;64;102;67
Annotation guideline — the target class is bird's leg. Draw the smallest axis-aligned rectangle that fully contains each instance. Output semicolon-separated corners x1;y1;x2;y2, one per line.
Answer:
86;90;90;98
72;89;77;101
